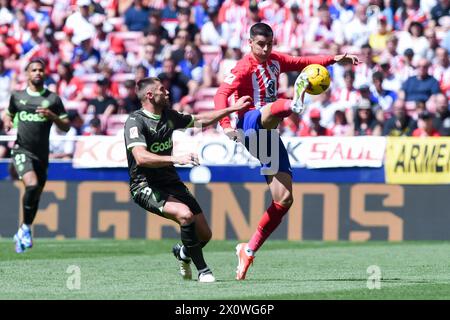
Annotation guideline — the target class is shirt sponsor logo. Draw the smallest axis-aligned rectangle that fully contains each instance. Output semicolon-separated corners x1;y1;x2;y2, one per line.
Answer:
19;99;27;105
224;73;236;85
18;110;47;122
129;127;139;139
150;137;172;153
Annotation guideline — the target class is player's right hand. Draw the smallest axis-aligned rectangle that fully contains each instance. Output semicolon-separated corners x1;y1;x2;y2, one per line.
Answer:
174;153;200;166
232;95;252;112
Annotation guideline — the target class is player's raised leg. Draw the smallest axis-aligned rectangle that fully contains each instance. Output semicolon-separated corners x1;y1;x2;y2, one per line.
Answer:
164;197;215;283
236;172;293;280
260;74;310;130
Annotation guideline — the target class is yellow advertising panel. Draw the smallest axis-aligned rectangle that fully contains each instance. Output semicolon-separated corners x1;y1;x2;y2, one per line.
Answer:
385;137;450;184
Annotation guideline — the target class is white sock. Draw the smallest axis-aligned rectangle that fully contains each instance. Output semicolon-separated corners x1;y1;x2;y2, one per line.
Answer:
180;246;190;261
21;224;31;231
245;244;254;257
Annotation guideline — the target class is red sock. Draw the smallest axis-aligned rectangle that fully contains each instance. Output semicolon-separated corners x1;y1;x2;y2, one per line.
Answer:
248;201;289;253
270;99;292;118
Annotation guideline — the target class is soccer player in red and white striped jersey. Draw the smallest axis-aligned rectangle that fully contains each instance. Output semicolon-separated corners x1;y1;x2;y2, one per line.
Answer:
214;22;359;280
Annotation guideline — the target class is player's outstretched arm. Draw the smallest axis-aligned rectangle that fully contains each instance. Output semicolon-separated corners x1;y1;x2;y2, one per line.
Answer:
192;96;252;127
132;145;199;168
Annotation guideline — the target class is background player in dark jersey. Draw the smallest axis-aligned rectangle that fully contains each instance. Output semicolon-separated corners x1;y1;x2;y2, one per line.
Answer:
124;77;251;282
214;23;359;280
1;58;70;253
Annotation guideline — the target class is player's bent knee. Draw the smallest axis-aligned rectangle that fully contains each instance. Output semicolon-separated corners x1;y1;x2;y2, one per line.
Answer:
279;194;294;209
177;209;194;225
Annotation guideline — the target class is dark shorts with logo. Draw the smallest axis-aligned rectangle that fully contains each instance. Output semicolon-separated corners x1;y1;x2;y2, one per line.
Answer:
131;180;202;217
11;146;48;186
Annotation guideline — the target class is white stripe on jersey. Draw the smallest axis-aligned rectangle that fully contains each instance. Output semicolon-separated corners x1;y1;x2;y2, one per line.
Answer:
252;72;261;108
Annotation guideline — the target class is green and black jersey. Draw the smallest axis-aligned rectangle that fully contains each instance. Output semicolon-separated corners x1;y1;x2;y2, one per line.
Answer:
8;88;68;161
124;108;195;190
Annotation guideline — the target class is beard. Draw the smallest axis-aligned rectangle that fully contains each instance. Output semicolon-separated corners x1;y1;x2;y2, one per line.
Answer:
31;78;44;87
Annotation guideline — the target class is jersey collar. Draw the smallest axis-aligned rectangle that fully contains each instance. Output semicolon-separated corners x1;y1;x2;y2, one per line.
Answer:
26;87;46;97
141;108;161;120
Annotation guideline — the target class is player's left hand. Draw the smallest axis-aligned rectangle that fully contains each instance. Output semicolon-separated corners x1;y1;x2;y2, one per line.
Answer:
232;95;253;112
36;107;57;121
334;53;359;65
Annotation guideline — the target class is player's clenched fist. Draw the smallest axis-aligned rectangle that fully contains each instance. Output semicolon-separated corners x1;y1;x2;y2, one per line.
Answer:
231;96;253;112
173;153;200;166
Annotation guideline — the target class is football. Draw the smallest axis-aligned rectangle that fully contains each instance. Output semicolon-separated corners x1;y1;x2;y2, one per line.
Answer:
301;64;331;95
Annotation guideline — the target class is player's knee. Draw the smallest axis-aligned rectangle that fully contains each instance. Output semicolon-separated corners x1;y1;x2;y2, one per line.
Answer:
177;209;194;225
279;194;294;209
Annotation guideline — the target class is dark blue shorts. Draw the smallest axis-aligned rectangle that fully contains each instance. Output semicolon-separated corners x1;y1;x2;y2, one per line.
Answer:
237;109;292;181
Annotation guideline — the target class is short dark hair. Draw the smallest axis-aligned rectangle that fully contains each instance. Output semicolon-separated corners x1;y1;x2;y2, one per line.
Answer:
136;77;161;102
250;23;273;39
25;57;46;71
372;71;384;82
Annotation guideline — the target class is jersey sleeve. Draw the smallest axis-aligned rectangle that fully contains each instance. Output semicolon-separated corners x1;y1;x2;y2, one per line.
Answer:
169;109;195;129
7;93;17;117
274;51;335;73
124;116;147;150
54;96;68;120
213;62;247;129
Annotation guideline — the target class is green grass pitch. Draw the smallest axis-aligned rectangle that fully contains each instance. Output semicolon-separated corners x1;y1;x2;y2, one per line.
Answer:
0;239;449;300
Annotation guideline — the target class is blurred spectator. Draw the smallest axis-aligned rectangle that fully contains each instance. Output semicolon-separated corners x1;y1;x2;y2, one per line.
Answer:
424;28;441;61
49;123;77;160
331;70;361;110
274;3;305;52
158;57;198;104
412;110;441;137
379;35;402;72
135;64;148;82
432;93;450;136
400;58;441;103
67;110;84;136
383;99;417;136
124;0;150;31
344;4;371;48
161;0;178;20
218;0;250;44
354;44;377;89
170;28;190;64
83;117;104;135
298;108;333;137
119;79;141;114
174;7;200;43
104;36;130;73
303;90;339;128
87;76;118;124
398;48;417;82
24;0;51;28
397;21;428;64
56;62;84;101
141;44;162;77
72;35;101;76
378;58;402;92
65;0;96;45
329;109;352;136
394;0;427;31
0;54;15;109
258;0;289;29
370;71;397;117
92;16;114;58
217;39;243;84
280;113;300;137
352;99;382;136
179;43;210;86
144;26;171;63
200;6;230;46
193;0;210;29
431;47;450;95
329;0;354;25
21;21;42;55
144;10;169;44
0;0;14;26
430;0;450;27
369;15;392;59
306;3;345;49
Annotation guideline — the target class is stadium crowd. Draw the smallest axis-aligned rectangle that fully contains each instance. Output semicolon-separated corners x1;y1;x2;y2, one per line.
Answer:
0;0;449;159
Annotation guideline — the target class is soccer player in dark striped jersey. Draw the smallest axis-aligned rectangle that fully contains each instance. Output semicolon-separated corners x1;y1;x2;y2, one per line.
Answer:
1;58;70;253
124;77;251;282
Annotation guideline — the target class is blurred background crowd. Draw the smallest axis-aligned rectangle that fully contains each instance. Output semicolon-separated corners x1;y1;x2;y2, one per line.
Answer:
0;0;449;160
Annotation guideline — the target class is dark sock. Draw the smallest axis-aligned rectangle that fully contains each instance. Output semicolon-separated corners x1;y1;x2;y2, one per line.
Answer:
180;222;207;271
23;186;41;225
182;240;209;259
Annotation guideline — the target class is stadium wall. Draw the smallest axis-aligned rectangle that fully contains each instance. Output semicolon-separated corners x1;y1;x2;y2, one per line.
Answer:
1;171;449;240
